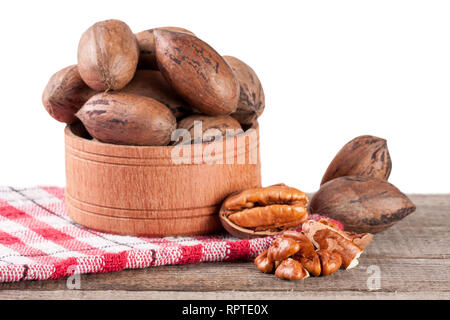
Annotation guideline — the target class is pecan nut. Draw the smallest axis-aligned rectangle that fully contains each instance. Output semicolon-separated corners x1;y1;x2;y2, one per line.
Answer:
302;220;363;270
253;220;372;280
284;231;321;277
219;185;309;238
275;258;309;280
267;237;300;262
317;249;342;276
254;250;274;273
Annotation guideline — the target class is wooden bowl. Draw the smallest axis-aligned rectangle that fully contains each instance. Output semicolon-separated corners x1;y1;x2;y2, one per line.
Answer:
64;122;261;236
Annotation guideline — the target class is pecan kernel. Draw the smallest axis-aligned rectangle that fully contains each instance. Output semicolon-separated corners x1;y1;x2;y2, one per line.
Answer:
268;237;300;261
219;185;309;238
275;258;309;280
254;250;274;273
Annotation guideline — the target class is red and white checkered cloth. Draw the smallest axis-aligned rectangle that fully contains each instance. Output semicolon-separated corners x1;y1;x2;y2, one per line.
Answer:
0;186;340;283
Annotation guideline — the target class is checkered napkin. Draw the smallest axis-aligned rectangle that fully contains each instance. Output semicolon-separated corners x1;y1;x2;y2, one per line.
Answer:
0;186;335;283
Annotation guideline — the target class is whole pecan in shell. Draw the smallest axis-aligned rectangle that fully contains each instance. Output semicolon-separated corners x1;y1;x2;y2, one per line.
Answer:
310;176;416;233
154;29;239;116
224;56;265;126
321;135;392;185
174;114;242;145
77;19;139;91
42;65;95;124
120;70;189;118
136;27;195;70
76;92;176;146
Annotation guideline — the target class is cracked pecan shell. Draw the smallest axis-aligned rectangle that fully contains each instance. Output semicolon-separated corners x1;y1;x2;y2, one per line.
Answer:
219;185;309;238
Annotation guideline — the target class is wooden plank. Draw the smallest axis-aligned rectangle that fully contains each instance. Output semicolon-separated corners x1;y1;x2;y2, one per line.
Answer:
0;258;448;293
0;194;448;299
1;290;449;300
362;194;450;258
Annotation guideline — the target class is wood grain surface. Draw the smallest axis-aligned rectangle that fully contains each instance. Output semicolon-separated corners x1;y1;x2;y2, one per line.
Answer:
0;194;449;300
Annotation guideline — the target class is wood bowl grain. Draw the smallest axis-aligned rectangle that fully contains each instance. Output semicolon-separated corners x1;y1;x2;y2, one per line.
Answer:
64;122;261;236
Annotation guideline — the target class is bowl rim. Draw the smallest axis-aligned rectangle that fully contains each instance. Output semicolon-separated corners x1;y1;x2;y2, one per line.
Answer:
66;121;258;147
65;121;260;158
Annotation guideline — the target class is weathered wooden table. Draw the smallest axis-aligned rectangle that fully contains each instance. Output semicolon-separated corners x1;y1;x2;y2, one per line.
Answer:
0;195;448;300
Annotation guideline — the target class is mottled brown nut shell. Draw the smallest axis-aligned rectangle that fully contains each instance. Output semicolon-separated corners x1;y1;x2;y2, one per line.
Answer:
78;19;139;91
136;27;195;70
345;232;373;250
76;92;176;146
254;250;274;273
275;258;309;280
310;176;416;233
42;65;95;124
174;114;242;145
219;185;309;239
154;29;239;116
321;135;392;185
223;56;265;125
120;70;189;118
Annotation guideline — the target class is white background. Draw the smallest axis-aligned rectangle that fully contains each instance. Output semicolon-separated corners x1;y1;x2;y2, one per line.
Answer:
0;0;449;193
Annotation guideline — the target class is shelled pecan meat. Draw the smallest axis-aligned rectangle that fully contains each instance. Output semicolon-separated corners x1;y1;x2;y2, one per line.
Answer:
254;220;373;280
219;185;309;238
275;258;309;280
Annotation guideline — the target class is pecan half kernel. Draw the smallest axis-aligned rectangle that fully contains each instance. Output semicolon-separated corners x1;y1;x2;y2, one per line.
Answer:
275;258;309;280
219;185;309;238
254;250;274;273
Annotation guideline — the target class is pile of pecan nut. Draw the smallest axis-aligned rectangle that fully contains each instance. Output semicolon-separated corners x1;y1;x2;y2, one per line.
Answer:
218;184;374;280
254;219;373;280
